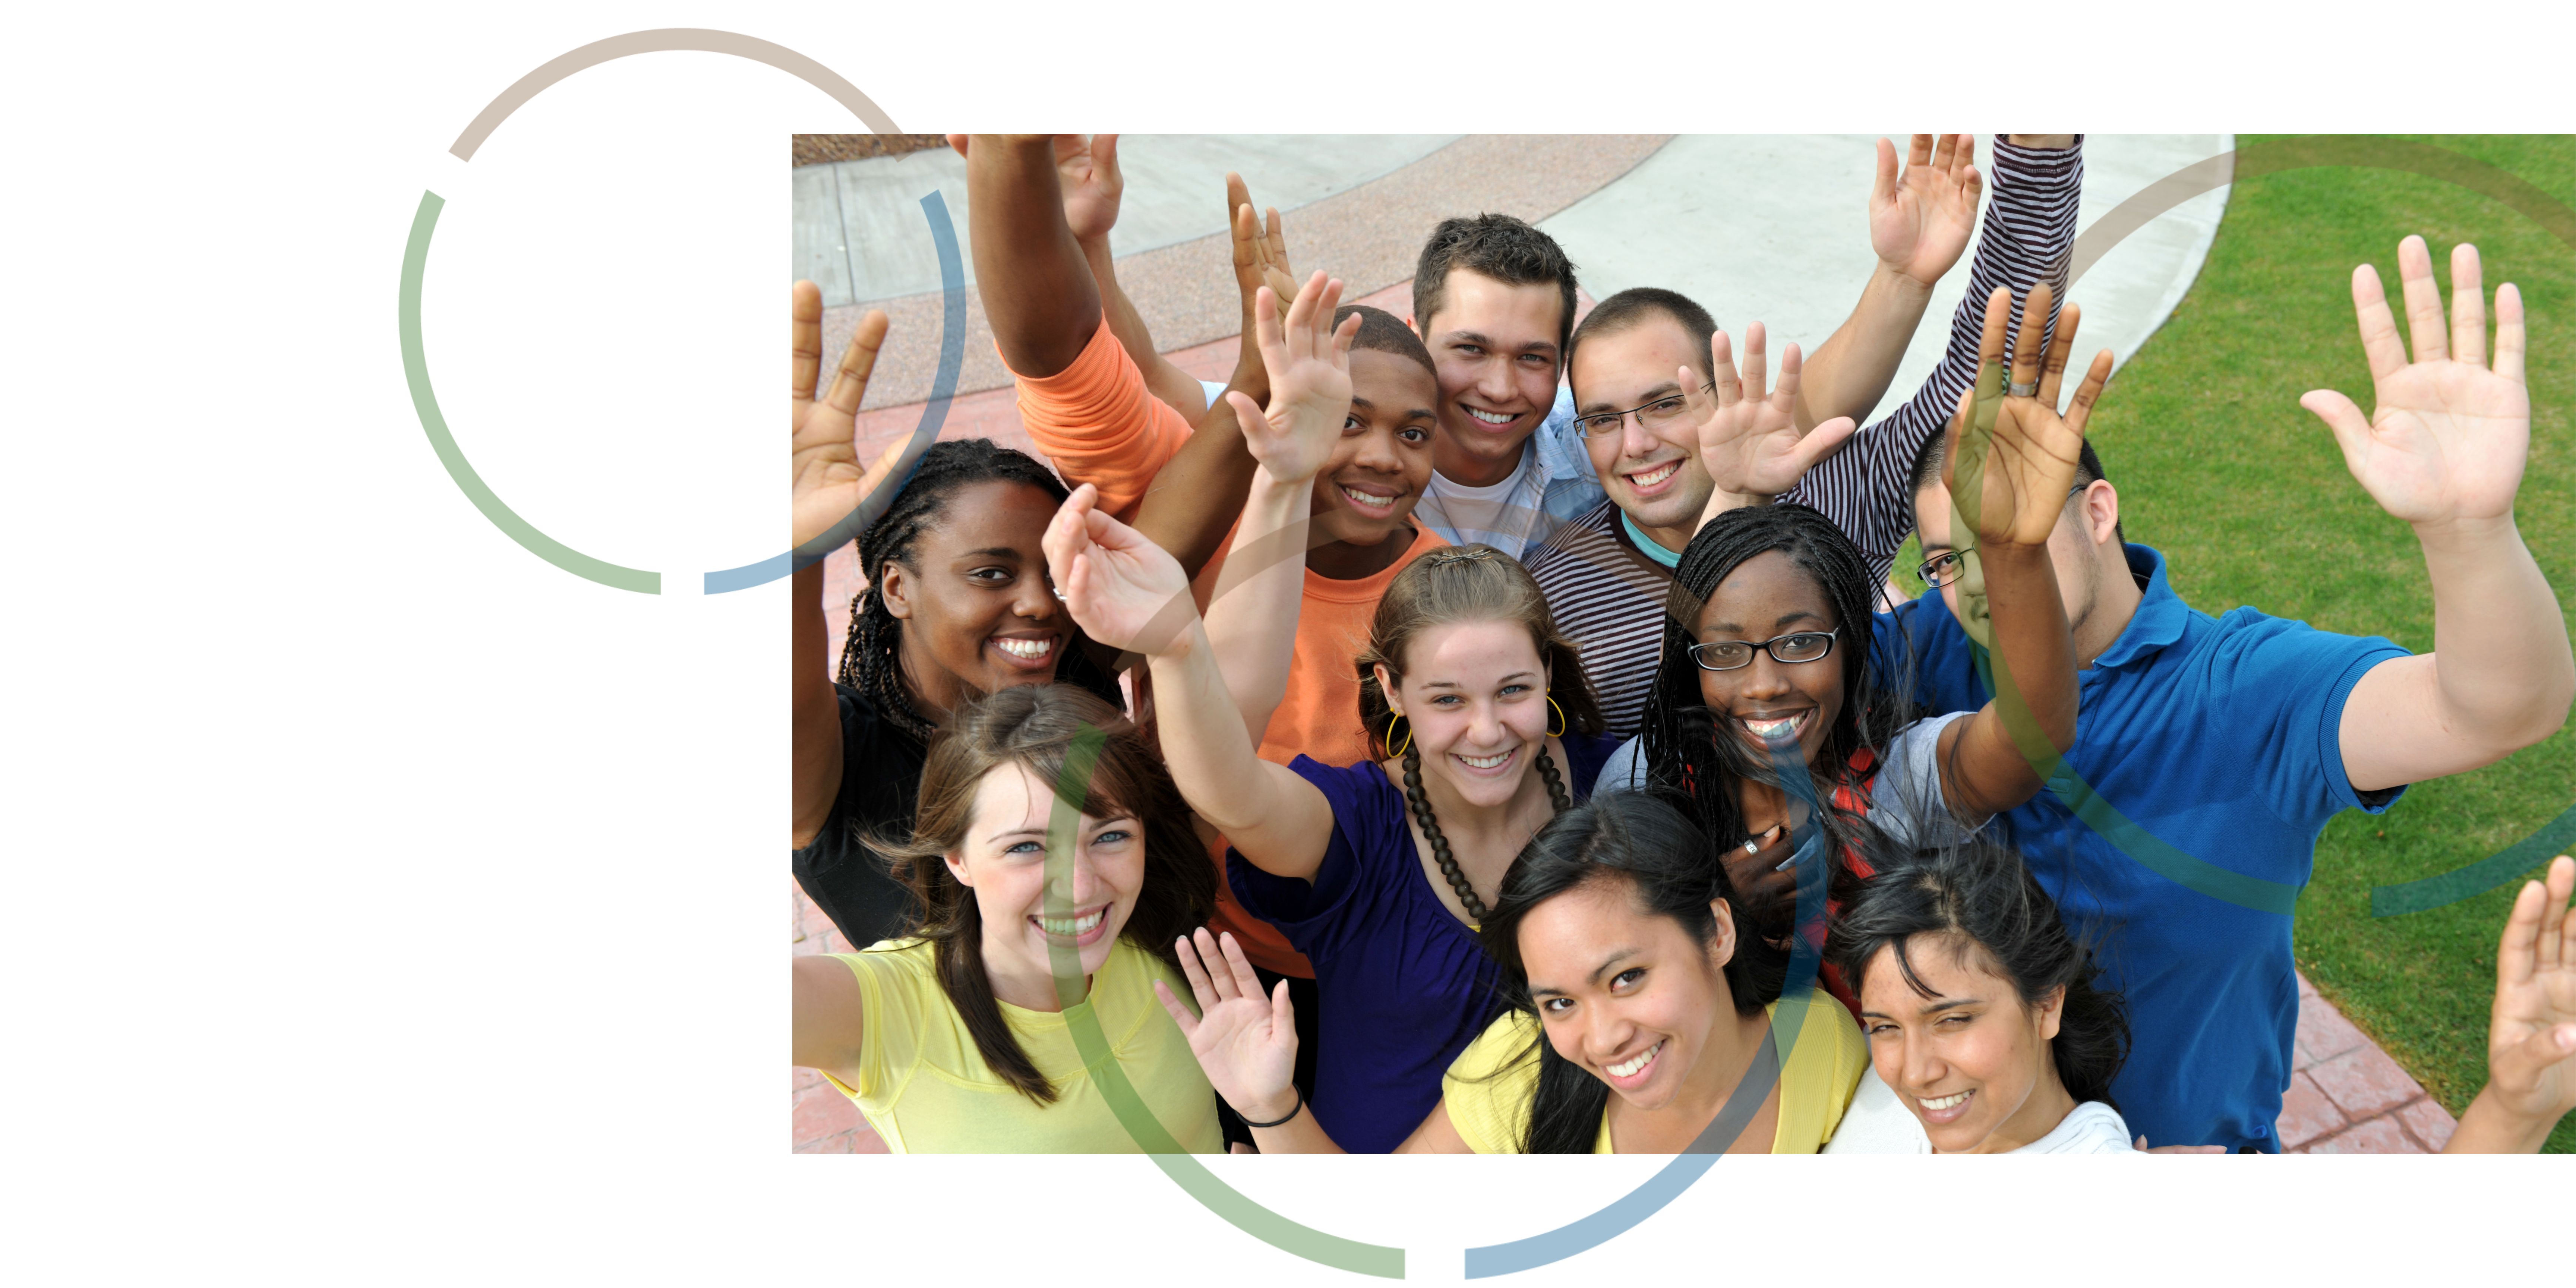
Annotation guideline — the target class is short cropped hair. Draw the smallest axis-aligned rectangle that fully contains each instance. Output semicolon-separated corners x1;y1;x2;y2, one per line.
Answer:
1337;303;1437;379
1565;287;1718;397
1909;431;2123;545
1412;214;1580;360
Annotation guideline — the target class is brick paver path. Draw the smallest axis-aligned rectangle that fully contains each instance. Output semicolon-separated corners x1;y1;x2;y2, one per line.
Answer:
2282;969;2456;1152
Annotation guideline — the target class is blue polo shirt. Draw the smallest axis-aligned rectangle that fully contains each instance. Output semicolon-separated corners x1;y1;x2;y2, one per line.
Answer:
1869;544;2409;1150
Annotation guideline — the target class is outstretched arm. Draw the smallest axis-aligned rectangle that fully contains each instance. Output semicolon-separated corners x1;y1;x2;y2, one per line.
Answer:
1153;929;1474;1153
2445;855;2576;1153
1203;273;1358;741
960;134;1103;379
1934;284;2104;820
792;953;867;1077
1132;176;1304;581
2319;239;2576;792
1683;322;1859;531
792;284;909;848
1793;134;1983;431
1044;486;1336;879
1055;133;1211;421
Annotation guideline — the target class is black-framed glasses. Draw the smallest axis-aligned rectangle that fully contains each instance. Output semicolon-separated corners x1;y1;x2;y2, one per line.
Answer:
1915;484;2090;588
1687;629;1838;672
1571;383;1715;438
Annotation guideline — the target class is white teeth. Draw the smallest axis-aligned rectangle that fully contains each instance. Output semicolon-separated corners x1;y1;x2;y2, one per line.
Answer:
1626;461;1681;488
1456;751;1511;769
1038;907;1106;936
994;638;1054;659
1920;1090;1970;1111
1341;485;1396;507
1607;1042;1662;1079
1742;713;1803;738
1464;407;1516;425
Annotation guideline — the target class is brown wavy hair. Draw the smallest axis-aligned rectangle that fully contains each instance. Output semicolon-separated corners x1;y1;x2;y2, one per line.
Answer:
1356;544;1605;758
868;684;1215;1105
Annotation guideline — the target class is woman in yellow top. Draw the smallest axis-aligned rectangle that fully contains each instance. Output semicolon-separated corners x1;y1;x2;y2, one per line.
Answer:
791;684;1225;1153
1160;791;1867;1152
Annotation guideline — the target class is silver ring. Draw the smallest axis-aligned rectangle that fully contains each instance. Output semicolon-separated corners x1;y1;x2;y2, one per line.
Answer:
2006;379;2040;398
1741;837;1761;855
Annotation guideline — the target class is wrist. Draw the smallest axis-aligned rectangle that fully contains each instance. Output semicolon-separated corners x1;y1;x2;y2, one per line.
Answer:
2411;510;2520;554
1872;259;1941;299
1238;1088;1302;1127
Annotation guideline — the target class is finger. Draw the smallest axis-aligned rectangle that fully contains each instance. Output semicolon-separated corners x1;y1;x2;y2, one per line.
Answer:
2540;854;2575;973
1265;206;1288;273
1930;132;1954;171
1331;309;1362;360
2349;264;2408;381
2298;389;2374;472
1232;202;1260;269
2037;303;2083;408
1225;172;1250;224
1954;135;1976;175
2495;282;2526;386
1318;277;1348;344
2060;350;2116;441
1253;285;1285;364
1225;390;1266;439
791;281;824;413
1284;272;1327;363
1771;341;1804;415
822;310;891;417
1175;932;1221;1011
1741;322;1769;407
2010;282;2053;392
1786;416;1857;474
1873;138;1898;207
2445;242;2487;367
1976;285;2012;373
1041;485;1099;587
2489;1025;2576;1098
1197;928;1243;1003
2397;234;2447;363
1271;979;1296;1045
1708;329;1741;407
1218;931;1265;1003
1958;156;1984;208
944;133;968;157
1153;979;1200;1035
1909;133;1933;170
1093;132;1120;187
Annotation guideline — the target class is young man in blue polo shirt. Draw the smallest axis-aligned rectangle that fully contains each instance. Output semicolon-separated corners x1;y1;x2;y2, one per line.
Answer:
1882;237;2575;1150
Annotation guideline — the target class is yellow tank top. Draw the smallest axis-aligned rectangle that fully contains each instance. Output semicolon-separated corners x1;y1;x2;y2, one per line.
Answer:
821;937;1224;1154
1439;994;1867;1153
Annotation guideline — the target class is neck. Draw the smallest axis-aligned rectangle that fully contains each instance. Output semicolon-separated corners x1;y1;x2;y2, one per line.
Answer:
1307;524;1413;581
2071;542;2144;669
897;637;959;719
976;931;1089;1014
1667;1003;1772;1126
1633;511;1695;563
1434;436;1526;488
1967;1056;2080;1154
1733;773;1813;835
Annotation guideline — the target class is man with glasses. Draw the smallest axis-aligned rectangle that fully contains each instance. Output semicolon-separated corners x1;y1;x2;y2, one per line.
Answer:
1530;135;2083;735
1882;237;2574;1151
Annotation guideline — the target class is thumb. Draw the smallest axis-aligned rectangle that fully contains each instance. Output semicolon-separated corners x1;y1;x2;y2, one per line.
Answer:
2298;389;2375;468
1789;417;1858;472
1872;137;1897;206
1226;390;1268;435
2491;1022;2576;1092
1094;132;1120;183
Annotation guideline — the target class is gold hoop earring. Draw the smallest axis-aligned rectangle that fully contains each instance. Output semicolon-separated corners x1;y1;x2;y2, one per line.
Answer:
1385;713;1412;759
1547;696;1568;739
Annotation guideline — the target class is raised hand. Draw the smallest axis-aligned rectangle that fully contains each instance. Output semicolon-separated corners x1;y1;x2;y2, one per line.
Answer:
1227;173;1300;315
1042;483;1195;657
1153;928;1301;1126
2475;855;2576;1141
1871;134;1983;288
1682;322;1858;499
791;282;905;550
1222;272;1359;485
1056;134;1123;245
2300;237;2531;533
1946;282;2113;552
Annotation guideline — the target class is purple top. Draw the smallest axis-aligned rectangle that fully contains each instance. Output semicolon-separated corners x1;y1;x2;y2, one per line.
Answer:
1228;735;1616;1153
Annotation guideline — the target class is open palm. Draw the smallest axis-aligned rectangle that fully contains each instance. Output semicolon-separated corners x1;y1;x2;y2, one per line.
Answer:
2301;237;2531;530
790;283;899;550
1871;133;1983;288
1684;322;1856;498
1226;272;1358;484
1949;283;2112;550
2485;856;2576;1127
1042;484;1194;657
1152;929;1300;1123
1055;133;1122;244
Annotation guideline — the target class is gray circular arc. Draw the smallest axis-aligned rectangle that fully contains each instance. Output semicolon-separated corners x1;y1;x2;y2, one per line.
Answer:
446;28;896;162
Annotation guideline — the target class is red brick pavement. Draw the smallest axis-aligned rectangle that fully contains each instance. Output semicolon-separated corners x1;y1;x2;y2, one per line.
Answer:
2281;968;2456;1152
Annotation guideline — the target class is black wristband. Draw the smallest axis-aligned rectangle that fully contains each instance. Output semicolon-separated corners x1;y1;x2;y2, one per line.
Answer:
1238;1092;1304;1130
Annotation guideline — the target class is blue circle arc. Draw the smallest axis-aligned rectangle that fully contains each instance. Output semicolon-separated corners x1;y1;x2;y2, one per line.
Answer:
703;191;967;594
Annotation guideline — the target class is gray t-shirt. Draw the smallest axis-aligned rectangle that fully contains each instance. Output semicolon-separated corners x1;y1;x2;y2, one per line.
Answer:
1592;711;1980;849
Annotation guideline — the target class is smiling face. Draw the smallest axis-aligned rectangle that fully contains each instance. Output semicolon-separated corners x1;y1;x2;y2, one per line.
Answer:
1571;315;1716;541
1691;549;1844;767
1520;878;1737;1112
1418;269;1568;485
943;761;1145;988
1376;619;1553;809
1857;934;2072;1153
877;480;1072;711
1913;479;2109;650
1308;348;1439;548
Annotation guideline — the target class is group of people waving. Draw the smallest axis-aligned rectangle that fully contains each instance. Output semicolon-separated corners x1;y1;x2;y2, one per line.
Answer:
790;134;2576;1155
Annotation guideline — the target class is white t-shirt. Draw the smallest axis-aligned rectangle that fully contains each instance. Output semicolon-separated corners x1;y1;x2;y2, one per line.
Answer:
1823;1067;2138;1154
1417;445;1544;556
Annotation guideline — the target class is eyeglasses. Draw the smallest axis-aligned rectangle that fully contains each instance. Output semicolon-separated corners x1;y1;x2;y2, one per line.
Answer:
1915;484;2090;588
1686;629;1837;671
1571;384;1714;438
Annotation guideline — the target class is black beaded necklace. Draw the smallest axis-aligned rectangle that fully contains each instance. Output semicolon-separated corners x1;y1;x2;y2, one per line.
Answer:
1399;742;1573;925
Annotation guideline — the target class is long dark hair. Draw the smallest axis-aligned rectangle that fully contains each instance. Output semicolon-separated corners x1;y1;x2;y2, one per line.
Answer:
868;684;1216;1105
1475;792;1790;1153
1828;839;2129;1109
1633;504;1912;929
835;438;1121;743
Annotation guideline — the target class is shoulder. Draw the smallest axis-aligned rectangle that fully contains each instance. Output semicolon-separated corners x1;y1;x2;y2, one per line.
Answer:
1780;994;1870;1109
1442;1011;1546;1154
1822;1067;1932;1154
2027;1102;2139;1155
836;937;937;985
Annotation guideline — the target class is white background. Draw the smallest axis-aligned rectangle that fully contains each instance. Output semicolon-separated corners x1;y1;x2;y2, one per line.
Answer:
5;1;2571;1283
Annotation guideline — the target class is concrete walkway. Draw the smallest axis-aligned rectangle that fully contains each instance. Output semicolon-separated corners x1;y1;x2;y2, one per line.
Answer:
789;135;2458;1155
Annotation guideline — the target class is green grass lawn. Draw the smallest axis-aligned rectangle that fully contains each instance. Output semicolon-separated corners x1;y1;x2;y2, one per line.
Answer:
1892;133;2575;1150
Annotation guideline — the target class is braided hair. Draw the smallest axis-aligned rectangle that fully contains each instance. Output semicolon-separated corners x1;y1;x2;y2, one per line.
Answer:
1474;791;1790;1153
1633;504;1913;932
834;439;1120;743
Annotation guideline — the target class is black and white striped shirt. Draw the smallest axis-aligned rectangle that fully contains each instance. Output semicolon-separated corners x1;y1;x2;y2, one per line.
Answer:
1528;138;2085;738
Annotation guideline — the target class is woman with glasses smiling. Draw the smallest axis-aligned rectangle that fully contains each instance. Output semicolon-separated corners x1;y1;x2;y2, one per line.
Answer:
1598;286;2113;1018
